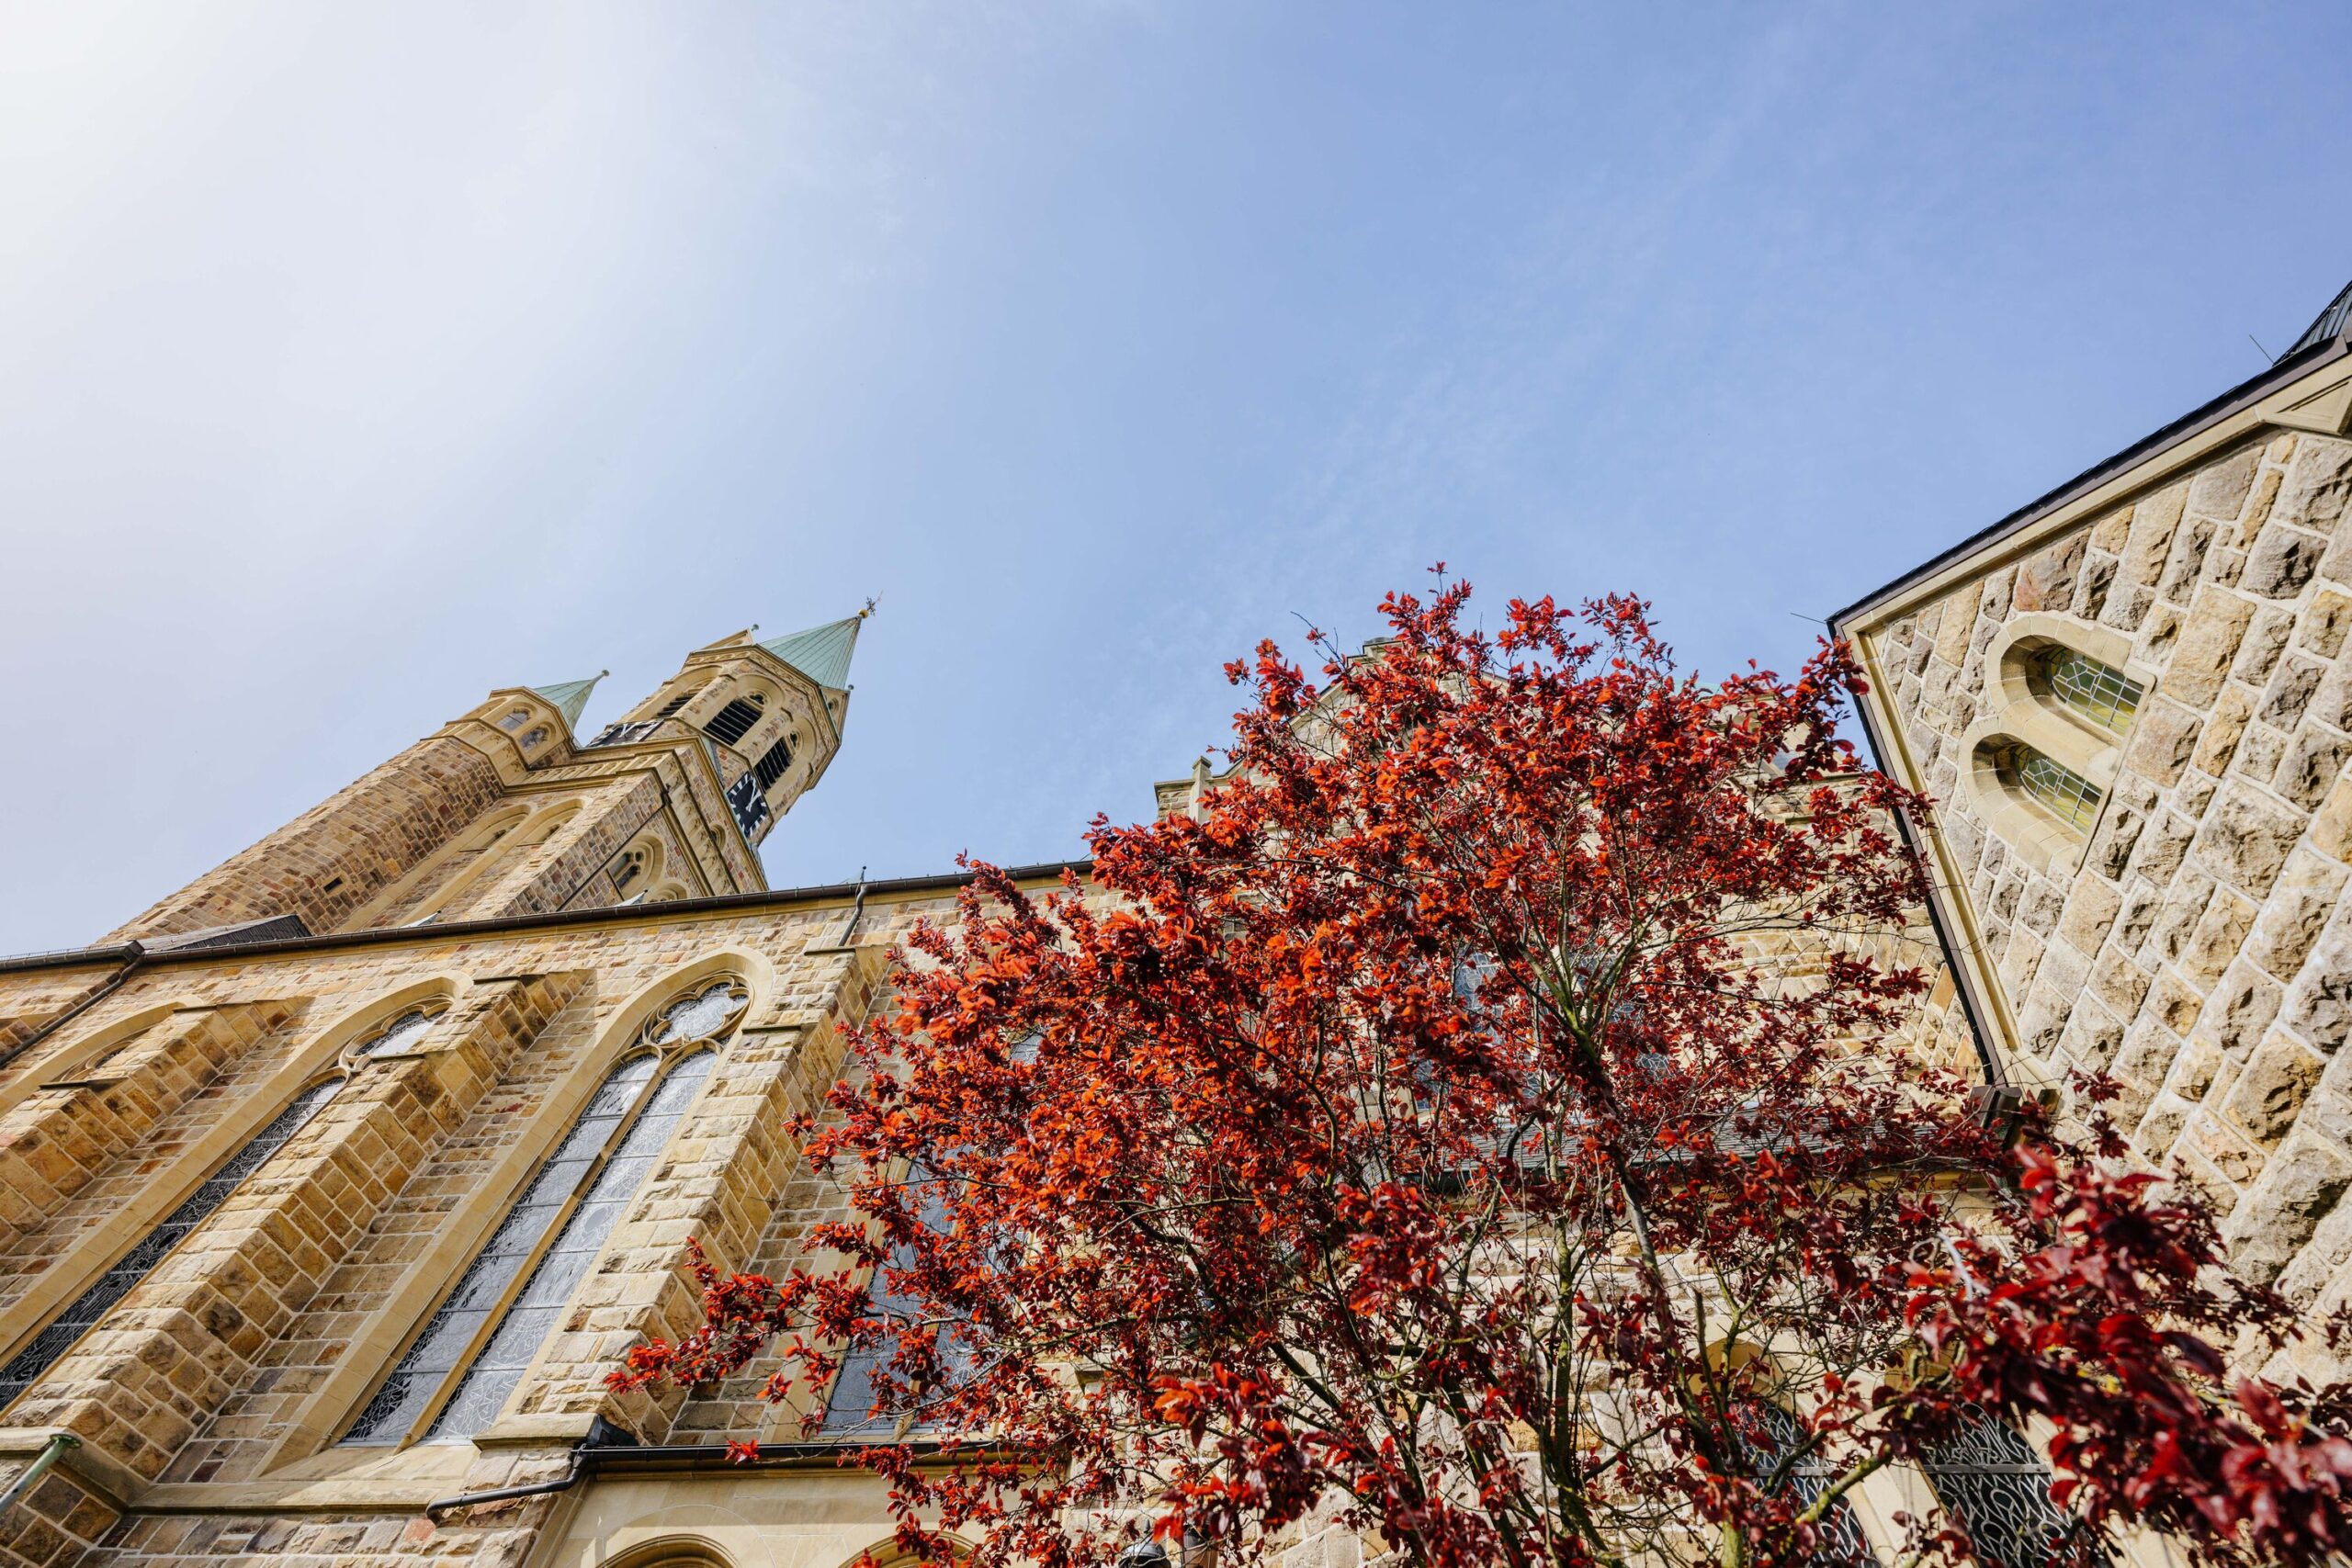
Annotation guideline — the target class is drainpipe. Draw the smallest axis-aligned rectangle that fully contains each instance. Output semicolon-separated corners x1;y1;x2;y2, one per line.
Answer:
0;946;143;1075
0;1433;80;1515
835;871;870;947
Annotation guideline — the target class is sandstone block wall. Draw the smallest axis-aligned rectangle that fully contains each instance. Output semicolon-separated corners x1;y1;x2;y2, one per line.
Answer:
0;884;964;1568
105;737;508;945
1864;428;2352;1342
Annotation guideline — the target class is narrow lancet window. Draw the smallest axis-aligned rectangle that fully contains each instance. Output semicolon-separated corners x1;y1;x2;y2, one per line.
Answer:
2038;647;2142;737
344;1031;721;1445
2012;747;2103;830
0;1077;342;1410
821;1164;957;1437
424;1050;713;1439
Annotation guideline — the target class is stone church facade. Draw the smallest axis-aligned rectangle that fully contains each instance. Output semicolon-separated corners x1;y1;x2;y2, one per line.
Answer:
1835;276;2352;1382
2;276;2352;1568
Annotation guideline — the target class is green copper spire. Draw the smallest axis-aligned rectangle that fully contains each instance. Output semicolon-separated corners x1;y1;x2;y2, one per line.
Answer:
529;671;607;730
757;607;867;692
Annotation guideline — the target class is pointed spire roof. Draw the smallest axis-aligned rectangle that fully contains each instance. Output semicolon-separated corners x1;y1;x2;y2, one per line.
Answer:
757;607;868;692
529;671;607;729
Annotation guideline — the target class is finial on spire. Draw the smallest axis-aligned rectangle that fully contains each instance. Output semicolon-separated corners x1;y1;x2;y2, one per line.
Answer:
860;595;881;619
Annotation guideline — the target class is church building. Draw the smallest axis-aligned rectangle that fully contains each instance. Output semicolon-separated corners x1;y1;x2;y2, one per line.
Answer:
0;274;2347;1568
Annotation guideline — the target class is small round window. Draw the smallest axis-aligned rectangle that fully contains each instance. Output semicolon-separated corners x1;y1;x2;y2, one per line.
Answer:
645;980;748;1048
357;1008;445;1061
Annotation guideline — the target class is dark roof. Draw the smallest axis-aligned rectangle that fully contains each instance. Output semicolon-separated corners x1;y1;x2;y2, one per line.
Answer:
0;859;1093;976
2291;277;2352;356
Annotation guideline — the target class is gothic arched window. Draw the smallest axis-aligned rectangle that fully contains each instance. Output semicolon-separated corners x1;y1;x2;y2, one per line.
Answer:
0;1077;343;1410
1920;1409;2099;1568
356;1009;444;1062
1998;742;2103;832
820;1161;966;1438
2034;646;2143;738
342;981;742;1446
704;694;765;746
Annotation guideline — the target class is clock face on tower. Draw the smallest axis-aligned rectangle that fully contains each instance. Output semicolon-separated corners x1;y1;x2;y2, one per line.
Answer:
724;770;772;841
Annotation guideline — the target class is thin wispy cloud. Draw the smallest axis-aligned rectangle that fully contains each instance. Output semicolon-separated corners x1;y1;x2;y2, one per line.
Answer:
2;2;2347;948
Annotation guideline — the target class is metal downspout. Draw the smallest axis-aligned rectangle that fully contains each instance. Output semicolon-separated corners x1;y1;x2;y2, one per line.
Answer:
0;1434;80;1515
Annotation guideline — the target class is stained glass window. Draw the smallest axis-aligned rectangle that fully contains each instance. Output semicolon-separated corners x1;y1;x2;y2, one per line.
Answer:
425;1051;713;1440
1744;1403;1873;1568
2038;648;2142;737
358;1010;441;1061
821;1163;965;1437
2016;749;2102;831
650;982;744;1046
345;1047;716;1445
0;1077;342;1410
1922;1410;2102;1568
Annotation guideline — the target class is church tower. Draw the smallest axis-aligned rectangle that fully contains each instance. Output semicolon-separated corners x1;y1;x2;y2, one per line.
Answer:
105;612;867;945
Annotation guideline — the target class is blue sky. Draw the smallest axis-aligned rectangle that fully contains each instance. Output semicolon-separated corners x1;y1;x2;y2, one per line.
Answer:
5;2;2351;951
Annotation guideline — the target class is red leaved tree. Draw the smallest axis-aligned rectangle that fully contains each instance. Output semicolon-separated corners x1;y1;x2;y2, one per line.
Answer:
615;580;2352;1568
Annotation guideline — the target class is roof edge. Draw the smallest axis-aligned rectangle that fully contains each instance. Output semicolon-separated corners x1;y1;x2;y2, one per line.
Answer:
0;860;1093;976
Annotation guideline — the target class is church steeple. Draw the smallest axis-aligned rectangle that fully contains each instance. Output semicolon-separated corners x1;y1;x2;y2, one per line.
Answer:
757;610;865;693
527;671;607;732
104;616;867;943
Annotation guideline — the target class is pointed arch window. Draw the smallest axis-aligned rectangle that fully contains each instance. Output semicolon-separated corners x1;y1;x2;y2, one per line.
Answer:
356;1009;443;1061
2004;745;2103;831
0;1077;343;1410
2035;647;2142;738
343;981;742;1446
1745;1402;1871;1567
1920;1409;2101;1568
704;695;765;746
820;1161;967;1438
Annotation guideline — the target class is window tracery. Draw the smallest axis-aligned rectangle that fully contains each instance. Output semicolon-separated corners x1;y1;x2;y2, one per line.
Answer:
356;1008;444;1062
648;980;748;1047
1919;1409;2098;1568
344;978;743;1446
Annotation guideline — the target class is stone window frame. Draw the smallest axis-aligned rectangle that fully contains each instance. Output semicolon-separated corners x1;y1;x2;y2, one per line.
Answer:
593;1540;737;1568
699;675;793;763
337;987;463;1071
605;834;668;903
28;1001;187;1095
0;1068;348;1414
331;974;748;1451
1957;614;2153;874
